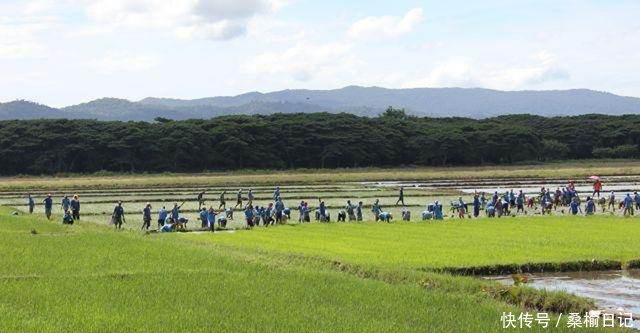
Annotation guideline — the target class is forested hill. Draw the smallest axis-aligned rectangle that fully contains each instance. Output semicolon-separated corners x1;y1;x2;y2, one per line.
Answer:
2;86;640;121
1;111;639;175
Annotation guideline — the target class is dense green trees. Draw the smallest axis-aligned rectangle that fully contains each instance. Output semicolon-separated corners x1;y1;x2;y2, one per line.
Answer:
0;113;639;175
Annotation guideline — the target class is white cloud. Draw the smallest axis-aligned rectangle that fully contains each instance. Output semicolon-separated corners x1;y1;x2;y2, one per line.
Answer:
79;0;284;40
404;51;569;89
0;20;50;59
348;7;423;40
87;52;160;74
243;42;359;82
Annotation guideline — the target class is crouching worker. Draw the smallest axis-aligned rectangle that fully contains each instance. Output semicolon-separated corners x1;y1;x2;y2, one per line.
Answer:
402;208;411;221
217;216;228;229
62;210;74;225
485;202;495;218
161;222;175;233
378;211;392;223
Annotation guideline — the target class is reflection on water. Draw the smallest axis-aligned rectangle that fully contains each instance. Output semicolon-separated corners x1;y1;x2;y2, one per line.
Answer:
487;270;640;329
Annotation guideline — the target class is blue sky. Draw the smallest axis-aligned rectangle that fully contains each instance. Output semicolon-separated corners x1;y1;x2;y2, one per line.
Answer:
1;0;639;106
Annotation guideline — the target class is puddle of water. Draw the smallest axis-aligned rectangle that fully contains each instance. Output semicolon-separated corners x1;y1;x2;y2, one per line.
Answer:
487;270;640;329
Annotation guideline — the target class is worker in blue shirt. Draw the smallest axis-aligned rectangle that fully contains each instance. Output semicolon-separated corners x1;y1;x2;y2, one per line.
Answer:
244;204;255;228
433;201;443;220
61;195;70;212
273;187;281;200
274;197;285;223
112;201;125;229
356;201;363;221
171;202;185;221
473;194;480;217
199;208;208;228
570;197;581;215
585;197;595;215
207;207;217;231
623;193;634;216
158;206;167;228
43;194;53;220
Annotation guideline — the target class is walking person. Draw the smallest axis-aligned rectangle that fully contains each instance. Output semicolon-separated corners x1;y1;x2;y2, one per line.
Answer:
43;194;53;220
274;197;285;224
142;203;152;230
219;191;226;210
273;186;281;201
356;201;363;221
112;201;125;230
395;187;405;206
28;194;35;214
70;194;80;220
197;190;206;210
346;200;356;221
473;194;480;218
234;189;243;209
247;189;254;208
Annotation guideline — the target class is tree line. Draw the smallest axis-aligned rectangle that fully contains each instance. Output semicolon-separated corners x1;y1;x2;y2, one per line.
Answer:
1;109;639;175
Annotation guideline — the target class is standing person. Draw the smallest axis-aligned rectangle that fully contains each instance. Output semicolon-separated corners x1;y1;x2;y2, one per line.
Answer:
371;199;382;222
70;195;80;221
607;192;616;211
593;179;602;198
199;207;208;228
207;207;217;232
473;194;480;218
433;201;443;220
197;190;206;210
318;199;327;222
570;197;581;215
142;203;152;230
247;189;254;208
171;202;185;221
244;204;255;228
112;201;125;230
623;193;634;216
395;187;405;206
585;197;595;215
235;189;243;209
61;195;70;213
28;194;35;214
516;190;525;214
297;201;305;222
43;194;53;220
346;200;356;221
356;201;363;221
273;187;281;201
218;191;226;210
158;206;167;228
274;197;285;224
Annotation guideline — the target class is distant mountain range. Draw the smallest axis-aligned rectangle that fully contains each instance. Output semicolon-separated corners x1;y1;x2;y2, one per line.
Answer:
2;86;640;121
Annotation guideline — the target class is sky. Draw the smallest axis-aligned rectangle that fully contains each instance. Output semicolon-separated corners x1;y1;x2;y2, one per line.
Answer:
1;0;639;107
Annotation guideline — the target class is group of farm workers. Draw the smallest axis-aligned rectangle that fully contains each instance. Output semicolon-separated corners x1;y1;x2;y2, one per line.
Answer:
28;179;637;230
27;193;80;225
452;180;640;218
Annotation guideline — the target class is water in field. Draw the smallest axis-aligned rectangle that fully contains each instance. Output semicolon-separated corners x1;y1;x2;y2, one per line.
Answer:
487;270;640;329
